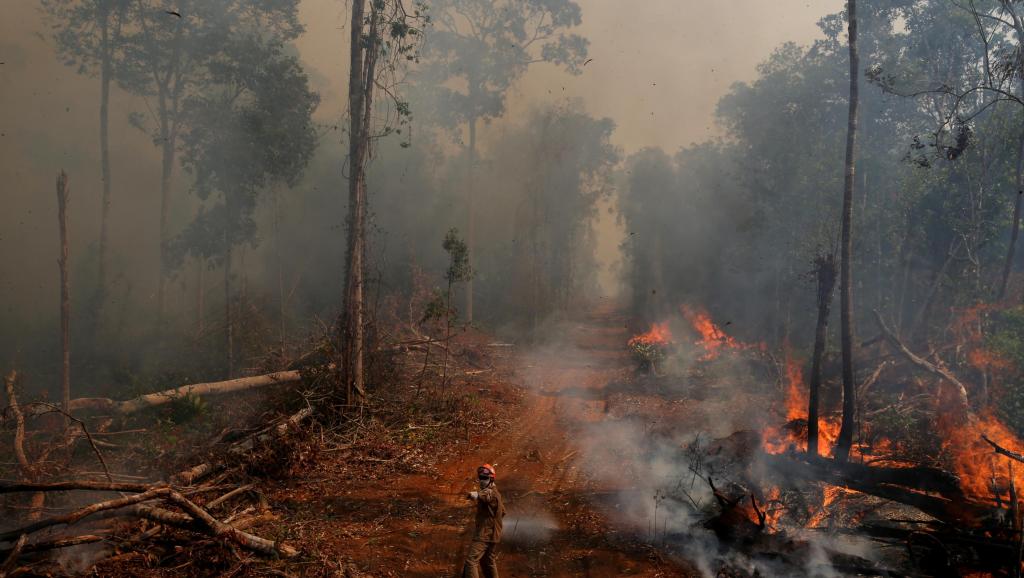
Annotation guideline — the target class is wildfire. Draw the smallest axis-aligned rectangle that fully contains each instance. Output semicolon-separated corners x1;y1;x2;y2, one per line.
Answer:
945;412;1024;501
945;304;1024;502
783;351;806;423
762;351;843;457
952;303;1011;372
628;321;672;348
679;305;764;360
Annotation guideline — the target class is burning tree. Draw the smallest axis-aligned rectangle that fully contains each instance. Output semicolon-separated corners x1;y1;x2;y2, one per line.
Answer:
628;322;672;373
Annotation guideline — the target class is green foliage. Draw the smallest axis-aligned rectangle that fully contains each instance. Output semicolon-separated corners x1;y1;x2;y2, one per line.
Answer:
414;0;588;127
986;308;1024;435
171;35;319;268
987;308;1024;370
167;392;208;424
420;290;448;324
442;228;473;284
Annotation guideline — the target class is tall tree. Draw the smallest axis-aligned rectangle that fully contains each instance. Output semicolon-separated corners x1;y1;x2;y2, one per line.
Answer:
119;0;302;323
57;172;71;418
172;36;318;378
341;0;376;404
340;0;422;402
835;0;861;463
872;0;1024;301
808;253;837;457
44;0;130;328
417;0;588;322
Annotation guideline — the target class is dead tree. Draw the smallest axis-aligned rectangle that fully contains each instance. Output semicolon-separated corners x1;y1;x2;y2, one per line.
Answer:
57;171;71;419
341;0;381;404
3;371;44;522
808;253;837;457
835;0;861;464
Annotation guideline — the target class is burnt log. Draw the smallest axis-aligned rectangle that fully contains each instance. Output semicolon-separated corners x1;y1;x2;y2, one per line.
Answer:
761;452;995;525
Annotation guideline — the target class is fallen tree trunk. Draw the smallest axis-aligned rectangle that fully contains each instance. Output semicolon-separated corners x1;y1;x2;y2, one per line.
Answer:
0;481;152;494
0;534;105;559
23;370;304;418
0;535;26;578
0;487;171;543
761;452;995;525
165;491;297;557
228;406;313;456
170;406;313;486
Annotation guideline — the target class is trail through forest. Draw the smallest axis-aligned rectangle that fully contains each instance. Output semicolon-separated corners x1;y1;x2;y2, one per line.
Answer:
282;301;693;577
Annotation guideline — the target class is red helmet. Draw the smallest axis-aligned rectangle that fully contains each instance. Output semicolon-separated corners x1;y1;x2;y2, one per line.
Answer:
477;464;496;479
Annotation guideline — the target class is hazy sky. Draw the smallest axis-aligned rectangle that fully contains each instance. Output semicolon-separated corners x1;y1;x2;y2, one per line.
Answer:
0;0;843;323
294;0;845;153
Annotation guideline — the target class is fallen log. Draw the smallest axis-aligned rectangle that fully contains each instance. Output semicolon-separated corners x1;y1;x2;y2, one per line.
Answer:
171;406;312;485
0;481;152;494
23;370;304;418
761;452;995;525
171;462;222;486
0;534;105;558
228;406;313;456
165;491;297;557
0;487;171;543
0;535;26;578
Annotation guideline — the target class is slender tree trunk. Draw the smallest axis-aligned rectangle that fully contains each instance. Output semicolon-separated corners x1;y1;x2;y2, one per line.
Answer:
441;277;453;387
464;115;477;324
274;190;285;353
835;0;860;463
1000;131;1024;301
224;230;233;379
196;256;205;338
157;118;174;322
808;254;837;457
341;0;380;404
57;171;71;419
96;12;112;326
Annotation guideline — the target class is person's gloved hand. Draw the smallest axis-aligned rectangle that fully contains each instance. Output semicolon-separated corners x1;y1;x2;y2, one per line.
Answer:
468;491;479;500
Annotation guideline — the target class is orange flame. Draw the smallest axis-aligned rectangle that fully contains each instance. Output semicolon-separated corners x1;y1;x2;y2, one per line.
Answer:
945;412;1024;501
762;350;872;461
628;321;672;348
952;303;1012;372
783;351;806;423
679;305;764;360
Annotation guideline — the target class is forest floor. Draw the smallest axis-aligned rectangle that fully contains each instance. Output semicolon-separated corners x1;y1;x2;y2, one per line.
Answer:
262;300;697;577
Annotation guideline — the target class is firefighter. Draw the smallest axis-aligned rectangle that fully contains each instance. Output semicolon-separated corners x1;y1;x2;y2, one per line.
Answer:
461;463;506;578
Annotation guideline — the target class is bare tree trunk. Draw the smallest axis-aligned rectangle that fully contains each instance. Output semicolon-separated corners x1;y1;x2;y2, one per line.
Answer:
157;124;173;322
57;171;71;420
58;369;306;416
835;0;860;463
441;277;453;387
4;371;44;522
808;254;837;457
96;9;112;327
464;115;477;324
341;0;380;404
1001;132;1024;301
224;231;233;379
274;190;285;353
196;257;205;337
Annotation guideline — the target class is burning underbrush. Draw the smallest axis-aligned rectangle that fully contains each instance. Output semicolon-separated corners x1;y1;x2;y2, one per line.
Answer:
616;304;1024;576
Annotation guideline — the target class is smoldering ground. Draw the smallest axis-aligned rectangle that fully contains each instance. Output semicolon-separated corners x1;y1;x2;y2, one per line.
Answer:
514;312;888;577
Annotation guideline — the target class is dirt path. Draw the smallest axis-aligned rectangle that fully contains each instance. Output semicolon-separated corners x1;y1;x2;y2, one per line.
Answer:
295;302;694;577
